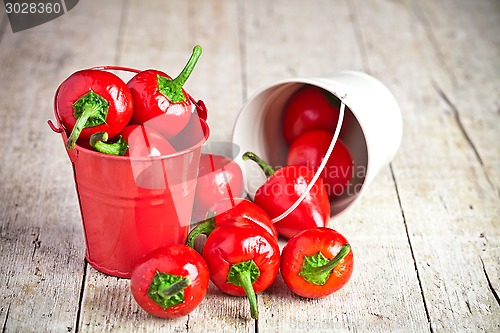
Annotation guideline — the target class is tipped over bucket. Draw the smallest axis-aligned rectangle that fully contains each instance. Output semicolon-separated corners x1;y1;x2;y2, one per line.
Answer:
232;71;402;218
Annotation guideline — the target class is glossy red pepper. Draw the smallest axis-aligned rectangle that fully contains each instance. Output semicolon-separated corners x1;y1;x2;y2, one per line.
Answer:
55;69;134;150
191;154;245;222
89;124;176;157
186;212;280;319
282;85;343;144
287;130;354;198
169;111;207;151
242;152;330;239
130;244;210;318
187;198;278;244
209;197;279;240
281;228;353;298
127;46;202;139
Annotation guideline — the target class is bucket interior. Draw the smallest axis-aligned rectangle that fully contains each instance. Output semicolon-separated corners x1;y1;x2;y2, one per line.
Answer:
234;81;368;217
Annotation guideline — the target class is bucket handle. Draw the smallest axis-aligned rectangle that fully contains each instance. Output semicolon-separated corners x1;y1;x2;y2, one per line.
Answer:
47;65;208;134
270;95;347;223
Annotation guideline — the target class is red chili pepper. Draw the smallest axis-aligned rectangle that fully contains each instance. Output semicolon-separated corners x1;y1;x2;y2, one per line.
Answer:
127;46;202;139
242;152;330;239
130;244;210;318
191;153;245;222
186;212;280;319
55;69;134;150
187;197;278;243
210;197;279;240
89;124;176;157
281;227;353;298
169;111;207;151
282;85;345;145
287;130;354;197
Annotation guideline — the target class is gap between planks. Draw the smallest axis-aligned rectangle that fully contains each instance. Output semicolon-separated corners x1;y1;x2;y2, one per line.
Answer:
348;0;433;331
390;165;434;333
74;260;88;333
432;82;499;198
480;258;500;307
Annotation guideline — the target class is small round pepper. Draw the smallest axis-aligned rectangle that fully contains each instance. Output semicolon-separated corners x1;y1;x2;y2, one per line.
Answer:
127;46;202;139
287;130;353;197
187;213;280;319
191;154;245;222
130;244;210;318
55;69;134;150
281;227;353;298
242;152;330;239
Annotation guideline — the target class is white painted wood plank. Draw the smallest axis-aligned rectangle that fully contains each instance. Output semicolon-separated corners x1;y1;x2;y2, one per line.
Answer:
241;1;430;332
0;0;125;332
118;0;243;142
243;0;366;96
415;0;500;195
0;0;497;332
412;2;500;320
350;0;500;331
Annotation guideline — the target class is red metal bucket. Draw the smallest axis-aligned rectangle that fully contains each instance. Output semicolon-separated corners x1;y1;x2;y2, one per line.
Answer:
49;66;210;278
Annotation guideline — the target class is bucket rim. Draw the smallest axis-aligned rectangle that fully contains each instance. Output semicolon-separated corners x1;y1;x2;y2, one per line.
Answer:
53;118;210;161
50;66;210;161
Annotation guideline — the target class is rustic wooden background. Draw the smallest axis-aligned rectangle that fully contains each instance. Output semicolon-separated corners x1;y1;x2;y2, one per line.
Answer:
0;0;498;332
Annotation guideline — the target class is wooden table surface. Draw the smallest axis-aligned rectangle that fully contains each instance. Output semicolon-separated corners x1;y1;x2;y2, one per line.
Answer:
0;0;498;332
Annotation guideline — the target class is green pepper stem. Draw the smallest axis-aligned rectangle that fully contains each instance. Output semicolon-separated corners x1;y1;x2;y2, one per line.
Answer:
89;132;128;156
237;270;259;319
313;244;351;276
158;45;202;103
158;276;191;298
172;45;202;90
242;152;275;178
185;217;216;248
89;131;108;146
227;260;260;319
66;104;100;150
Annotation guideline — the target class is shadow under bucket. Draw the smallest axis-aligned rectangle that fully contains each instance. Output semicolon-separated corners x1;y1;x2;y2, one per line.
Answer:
50;104;209;279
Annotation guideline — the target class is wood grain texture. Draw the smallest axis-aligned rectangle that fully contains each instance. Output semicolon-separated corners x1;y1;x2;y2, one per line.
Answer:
119;0;243;142
414;0;500;196
0;0;124;332
0;0;498;332
242;0;365;94
351;0;500;331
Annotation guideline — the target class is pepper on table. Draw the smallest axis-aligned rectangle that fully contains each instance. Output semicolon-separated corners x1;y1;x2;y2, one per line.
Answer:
207;197;279;240
280;227;353;298
186;203;280;319
187;197;278;244
127;45;203;139
130;244;210;318
55;69;134;150
242;151;330;239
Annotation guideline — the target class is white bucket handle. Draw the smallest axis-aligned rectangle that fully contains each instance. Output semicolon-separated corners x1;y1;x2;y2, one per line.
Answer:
271;96;346;223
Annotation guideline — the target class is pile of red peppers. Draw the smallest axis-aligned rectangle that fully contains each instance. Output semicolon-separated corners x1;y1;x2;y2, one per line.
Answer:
55;45;204;157
52;46;355;320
